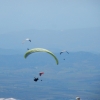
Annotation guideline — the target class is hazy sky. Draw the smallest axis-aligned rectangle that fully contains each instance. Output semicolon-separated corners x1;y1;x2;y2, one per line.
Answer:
0;0;100;53
0;0;100;32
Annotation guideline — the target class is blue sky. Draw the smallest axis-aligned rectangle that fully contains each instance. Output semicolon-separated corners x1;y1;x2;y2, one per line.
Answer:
0;0;100;53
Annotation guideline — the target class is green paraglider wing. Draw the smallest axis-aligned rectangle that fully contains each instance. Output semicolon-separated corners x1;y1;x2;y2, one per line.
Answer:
24;48;59;65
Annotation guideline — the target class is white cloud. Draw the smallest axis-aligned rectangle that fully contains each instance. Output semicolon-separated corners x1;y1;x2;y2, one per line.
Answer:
0;98;17;100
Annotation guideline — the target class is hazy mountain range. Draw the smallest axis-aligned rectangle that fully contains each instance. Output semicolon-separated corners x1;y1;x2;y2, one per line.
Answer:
0;27;100;53
0;49;100;100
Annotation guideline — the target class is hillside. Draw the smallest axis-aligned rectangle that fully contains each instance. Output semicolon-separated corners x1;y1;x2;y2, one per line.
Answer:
0;51;100;100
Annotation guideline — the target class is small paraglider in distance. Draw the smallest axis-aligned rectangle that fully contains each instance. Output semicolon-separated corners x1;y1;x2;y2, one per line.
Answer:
39;72;44;81
34;77;39;82
60;50;69;60
60;50;69;55
25;38;31;42
39;72;44;76
22;38;31;44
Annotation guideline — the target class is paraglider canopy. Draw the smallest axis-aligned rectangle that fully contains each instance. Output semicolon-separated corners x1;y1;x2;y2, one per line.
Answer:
39;72;44;76
24;48;59;65
26;38;31;42
22;38;31;44
60;50;69;55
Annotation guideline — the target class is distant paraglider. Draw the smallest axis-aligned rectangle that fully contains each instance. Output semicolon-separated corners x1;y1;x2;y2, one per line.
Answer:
39;72;44;76
33;72;44;82
60;50;69;60
22;38;31;51
22;38;31;44
39;72;44;81
60;50;69;55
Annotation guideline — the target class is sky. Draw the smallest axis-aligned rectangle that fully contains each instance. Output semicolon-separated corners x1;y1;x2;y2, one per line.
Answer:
0;0;100;53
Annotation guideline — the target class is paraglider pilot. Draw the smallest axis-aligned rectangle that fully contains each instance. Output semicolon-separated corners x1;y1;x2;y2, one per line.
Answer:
34;77;39;82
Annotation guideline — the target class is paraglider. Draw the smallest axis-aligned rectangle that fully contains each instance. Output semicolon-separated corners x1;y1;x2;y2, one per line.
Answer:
60;50;69;60
24;48;59;82
24;48;59;65
22;38;31;50
39;72;44;81
60;50;69;55
22;38;31;44
33;72;44;82
34;77;39;82
39;72;44;76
